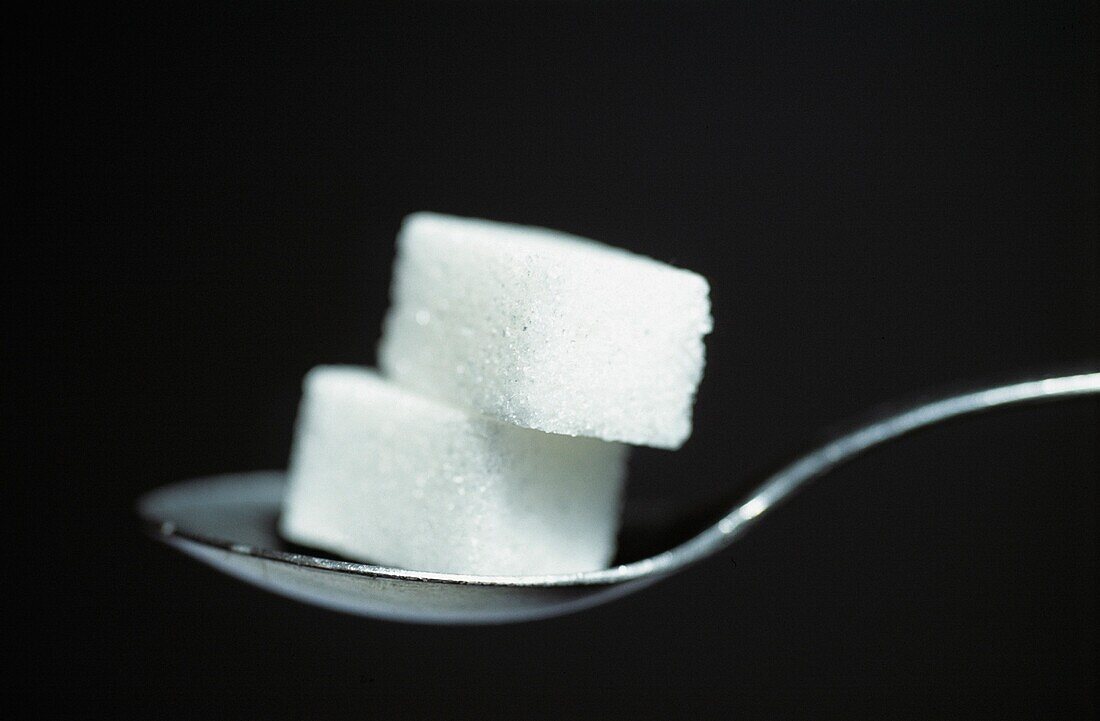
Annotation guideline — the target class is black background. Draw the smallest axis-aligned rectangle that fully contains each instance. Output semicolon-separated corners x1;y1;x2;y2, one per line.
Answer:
6;2;1097;718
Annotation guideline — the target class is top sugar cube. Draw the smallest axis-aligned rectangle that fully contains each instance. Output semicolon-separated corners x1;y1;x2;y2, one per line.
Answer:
379;213;713;449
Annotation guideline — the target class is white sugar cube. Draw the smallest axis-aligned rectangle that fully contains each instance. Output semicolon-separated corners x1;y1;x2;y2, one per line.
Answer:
379;212;712;450
279;366;629;575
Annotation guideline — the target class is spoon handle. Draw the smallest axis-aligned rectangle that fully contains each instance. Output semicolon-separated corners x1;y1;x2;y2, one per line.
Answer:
667;371;1100;571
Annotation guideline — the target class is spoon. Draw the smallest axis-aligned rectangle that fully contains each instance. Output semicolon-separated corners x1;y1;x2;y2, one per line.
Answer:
138;371;1099;624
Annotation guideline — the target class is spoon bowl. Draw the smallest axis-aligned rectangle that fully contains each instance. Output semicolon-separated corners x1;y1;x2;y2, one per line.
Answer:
139;472;659;623
139;372;1099;624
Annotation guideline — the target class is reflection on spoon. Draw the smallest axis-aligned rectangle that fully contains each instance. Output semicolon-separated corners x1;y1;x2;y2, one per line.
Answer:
138;371;1099;624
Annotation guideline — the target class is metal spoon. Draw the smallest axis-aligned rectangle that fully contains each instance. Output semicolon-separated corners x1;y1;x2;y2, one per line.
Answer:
138;371;1099;624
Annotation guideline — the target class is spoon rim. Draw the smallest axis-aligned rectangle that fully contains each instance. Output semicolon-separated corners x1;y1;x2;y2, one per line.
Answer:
138;492;639;587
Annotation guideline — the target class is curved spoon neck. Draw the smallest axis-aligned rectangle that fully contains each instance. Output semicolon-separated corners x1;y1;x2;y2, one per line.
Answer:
656;370;1100;575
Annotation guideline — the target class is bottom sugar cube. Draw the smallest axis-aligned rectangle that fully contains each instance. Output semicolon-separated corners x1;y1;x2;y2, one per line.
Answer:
279;366;628;575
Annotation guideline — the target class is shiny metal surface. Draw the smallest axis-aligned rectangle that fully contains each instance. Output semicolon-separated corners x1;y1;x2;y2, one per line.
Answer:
139;371;1099;624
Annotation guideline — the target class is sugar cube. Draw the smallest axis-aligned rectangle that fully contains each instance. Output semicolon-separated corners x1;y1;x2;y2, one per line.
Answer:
279;366;629;575
378;212;712;450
